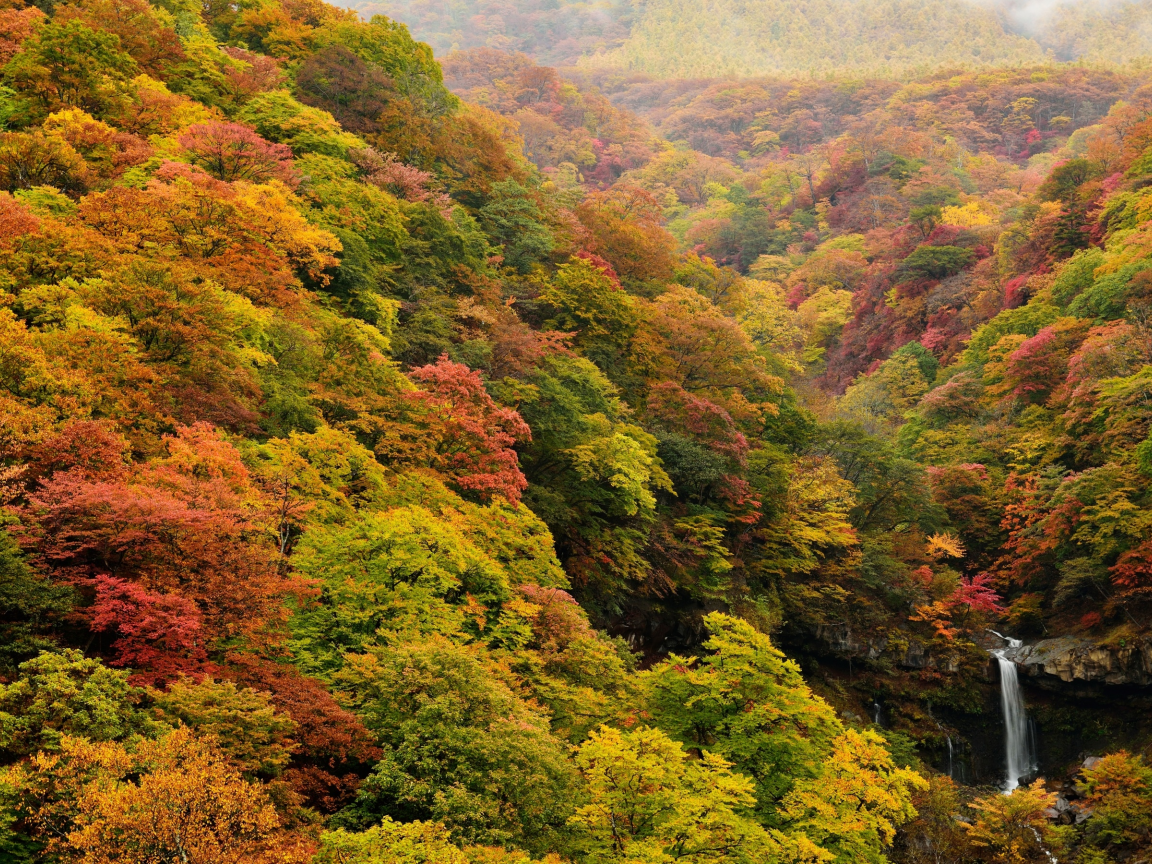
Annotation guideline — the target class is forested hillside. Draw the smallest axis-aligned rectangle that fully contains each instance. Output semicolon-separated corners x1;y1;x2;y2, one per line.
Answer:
356;0;1152;77
0;0;1151;862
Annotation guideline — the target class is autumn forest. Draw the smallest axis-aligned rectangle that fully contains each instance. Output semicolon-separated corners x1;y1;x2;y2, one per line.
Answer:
0;0;1150;861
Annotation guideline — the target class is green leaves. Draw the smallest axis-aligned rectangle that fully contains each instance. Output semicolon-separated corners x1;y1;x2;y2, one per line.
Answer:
641;613;841;815
332;638;579;852
569;724;784;864
0;650;156;757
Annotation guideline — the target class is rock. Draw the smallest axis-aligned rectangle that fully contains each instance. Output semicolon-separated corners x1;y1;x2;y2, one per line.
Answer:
808;624;956;671
1082;756;1103;771
1003;636;1152;688
1073;805;1093;825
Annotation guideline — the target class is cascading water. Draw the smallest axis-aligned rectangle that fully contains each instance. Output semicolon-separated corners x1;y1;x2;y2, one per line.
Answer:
988;631;1037;793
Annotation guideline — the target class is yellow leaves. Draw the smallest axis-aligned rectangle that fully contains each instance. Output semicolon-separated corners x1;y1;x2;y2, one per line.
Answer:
781;728;927;862
964;779;1059;864
940;201;996;227
317;819;471;864
231;180;341;283
797;287;853;363
10;727;299;864
926;532;966;560
124;75;219;137
570;724;783;864
567;429;668;519
785;456;858;549
734;278;804;372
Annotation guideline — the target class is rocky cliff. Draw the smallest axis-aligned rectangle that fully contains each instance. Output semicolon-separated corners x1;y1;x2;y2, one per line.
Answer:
1000;635;1152;688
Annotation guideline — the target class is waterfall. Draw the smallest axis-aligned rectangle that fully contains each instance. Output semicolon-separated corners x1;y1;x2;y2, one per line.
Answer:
872;701;882;726
989;632;1037;793
946;735;954;779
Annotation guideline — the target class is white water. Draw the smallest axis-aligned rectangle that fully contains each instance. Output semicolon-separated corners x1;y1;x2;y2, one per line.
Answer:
989;631;1037;793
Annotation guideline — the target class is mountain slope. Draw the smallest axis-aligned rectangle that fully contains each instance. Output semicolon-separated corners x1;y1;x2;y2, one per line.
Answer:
600;0;1044;78
352;0;1152;78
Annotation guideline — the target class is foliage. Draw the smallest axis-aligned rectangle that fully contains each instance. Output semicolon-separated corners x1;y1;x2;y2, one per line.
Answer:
5;727;303;863
568;724;795;864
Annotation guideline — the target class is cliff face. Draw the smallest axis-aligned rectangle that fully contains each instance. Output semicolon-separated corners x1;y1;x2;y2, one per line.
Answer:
808;625;1152;690
1003;636;1152;688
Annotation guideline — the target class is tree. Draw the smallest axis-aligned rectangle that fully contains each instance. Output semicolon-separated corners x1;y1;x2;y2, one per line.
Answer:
179;121;299;185
576;185;676;283
237;90;362;158
0;131;88;193
569;724;794;864
331;638;578;853
897;246;975;282
55;0;185;79
295;44;397;135
2;19;138;120
8;727;306;863
26;424;305;663
90;575;210;684
641;613;842;814
1081;751;1152;851
0;649;155;757
890;776;968;864
289;504;515;670
316;819;469;864
478;178;553;272
150;676;297;777
964;780;1062;864
375;356;531;504
0;532;72;673
781;729;925;864
540;257;637;381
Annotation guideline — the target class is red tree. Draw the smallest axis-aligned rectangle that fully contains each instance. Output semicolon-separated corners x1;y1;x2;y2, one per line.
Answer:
24;426;303;655
90;575;211;685
178;122;298;186
377;356;531;504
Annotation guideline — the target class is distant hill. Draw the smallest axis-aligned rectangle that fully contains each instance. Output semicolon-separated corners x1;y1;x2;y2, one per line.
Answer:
601;0;1045;77
346;0;635;66
348;0;1152;77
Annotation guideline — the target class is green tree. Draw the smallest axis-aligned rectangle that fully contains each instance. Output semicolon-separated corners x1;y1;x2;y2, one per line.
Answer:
569;724;797;864
332;638;578;853
642;612;842;815
0;533;72;674
539;257;637;380
290;506;519;673
317;819;468;864
150;676;297;777
0;650;156;757
479;179;554;272
3;20;138;120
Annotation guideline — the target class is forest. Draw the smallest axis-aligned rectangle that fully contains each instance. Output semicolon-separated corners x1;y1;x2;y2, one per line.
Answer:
360;0;1152;76
0;0;1150;862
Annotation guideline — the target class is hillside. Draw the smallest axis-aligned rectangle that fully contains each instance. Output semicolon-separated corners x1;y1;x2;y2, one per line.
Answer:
601;0;1044;78
348;0;635;65
354;0;1152;77
0;0;1152;862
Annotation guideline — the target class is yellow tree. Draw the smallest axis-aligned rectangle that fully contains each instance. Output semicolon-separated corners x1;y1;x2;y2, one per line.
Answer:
964;779;1064;864
781;728;926;864
9;727;308;863
568;724;822;864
